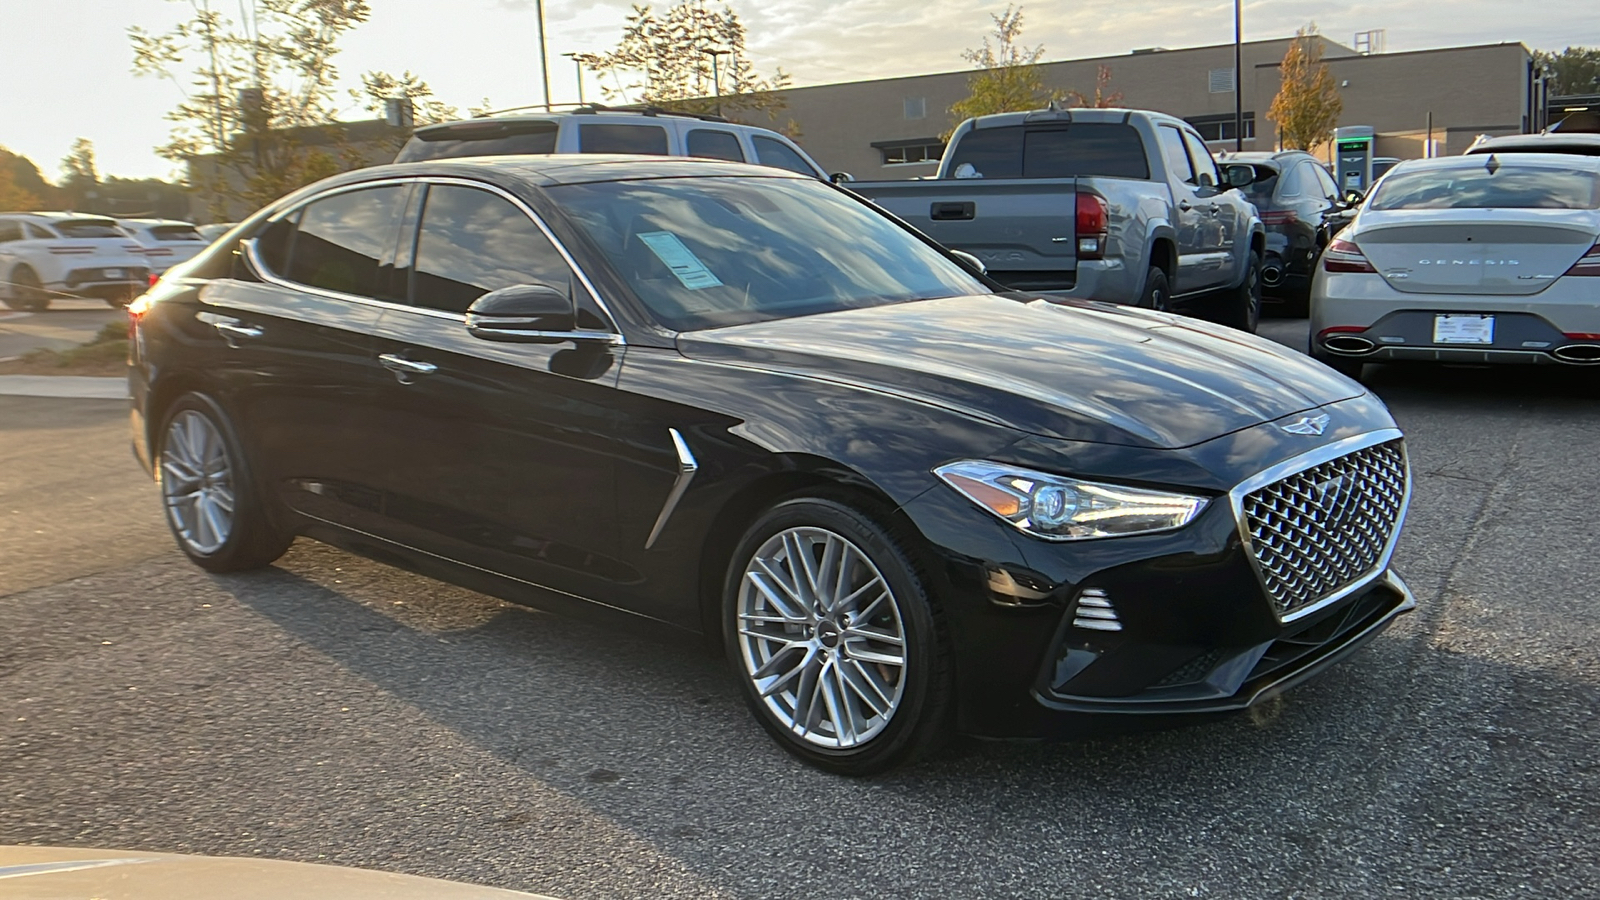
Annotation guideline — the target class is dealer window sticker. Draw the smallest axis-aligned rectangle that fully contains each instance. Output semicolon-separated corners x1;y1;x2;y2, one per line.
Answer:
637;231;724;290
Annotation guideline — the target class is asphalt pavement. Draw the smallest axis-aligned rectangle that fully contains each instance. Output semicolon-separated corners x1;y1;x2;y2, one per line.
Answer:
3;318;1598;899
0;298;126;360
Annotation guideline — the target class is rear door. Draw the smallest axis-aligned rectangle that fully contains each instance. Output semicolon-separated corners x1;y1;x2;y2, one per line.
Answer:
364;180;632;601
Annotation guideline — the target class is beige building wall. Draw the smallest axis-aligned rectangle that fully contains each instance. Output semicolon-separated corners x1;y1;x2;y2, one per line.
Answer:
756;38;1534;180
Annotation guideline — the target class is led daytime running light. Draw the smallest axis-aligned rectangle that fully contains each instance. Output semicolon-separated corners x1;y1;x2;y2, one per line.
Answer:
934;460;1208;541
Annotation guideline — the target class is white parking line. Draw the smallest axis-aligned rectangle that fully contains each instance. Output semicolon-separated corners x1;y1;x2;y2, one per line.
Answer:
0;311;35;322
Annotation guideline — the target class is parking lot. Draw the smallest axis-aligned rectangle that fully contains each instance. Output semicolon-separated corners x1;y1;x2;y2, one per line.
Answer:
2;315;1598;899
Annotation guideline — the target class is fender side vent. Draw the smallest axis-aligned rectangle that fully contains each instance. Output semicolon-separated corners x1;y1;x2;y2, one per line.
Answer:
1072;588;1122;632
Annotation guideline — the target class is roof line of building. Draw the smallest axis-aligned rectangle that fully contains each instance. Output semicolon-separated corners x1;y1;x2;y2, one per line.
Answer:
1249;40;1532;70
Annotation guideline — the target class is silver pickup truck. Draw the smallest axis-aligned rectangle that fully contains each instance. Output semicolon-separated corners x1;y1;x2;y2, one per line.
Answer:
851;106;1266;331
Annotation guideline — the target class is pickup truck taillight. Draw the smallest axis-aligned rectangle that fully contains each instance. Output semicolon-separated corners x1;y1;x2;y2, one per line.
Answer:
1563;244;1600;277
1323;239;1376;274
1075;193;1108;261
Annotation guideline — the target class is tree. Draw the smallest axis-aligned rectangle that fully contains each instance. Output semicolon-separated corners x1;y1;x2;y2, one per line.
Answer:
947;6;1055;137
576;1;790;120
59;138;101;210
130;0;373;218
0;147;56;211
1268;23;1343;151
1535;46;1600;96
1065;65;1124;109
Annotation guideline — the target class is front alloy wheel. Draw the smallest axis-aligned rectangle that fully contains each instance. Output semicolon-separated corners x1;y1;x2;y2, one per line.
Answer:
726;497;950;774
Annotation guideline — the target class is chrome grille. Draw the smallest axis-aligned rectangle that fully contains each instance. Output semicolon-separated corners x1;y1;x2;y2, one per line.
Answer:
1241;439;1407;618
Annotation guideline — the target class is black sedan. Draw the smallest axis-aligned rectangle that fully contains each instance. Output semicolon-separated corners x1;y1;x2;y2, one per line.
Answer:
129;157;1414;774
1222;151;1350;315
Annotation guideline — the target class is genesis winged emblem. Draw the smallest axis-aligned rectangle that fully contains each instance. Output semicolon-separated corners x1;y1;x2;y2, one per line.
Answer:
1281;414;1330;436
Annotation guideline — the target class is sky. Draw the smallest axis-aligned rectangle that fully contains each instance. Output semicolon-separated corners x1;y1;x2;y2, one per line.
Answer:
2;0;1597;183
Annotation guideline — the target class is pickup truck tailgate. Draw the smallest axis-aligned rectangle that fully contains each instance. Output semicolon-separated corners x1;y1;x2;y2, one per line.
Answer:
855;179;1077;285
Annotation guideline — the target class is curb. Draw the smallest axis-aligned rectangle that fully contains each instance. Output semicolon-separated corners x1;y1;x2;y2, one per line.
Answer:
0;375;129;400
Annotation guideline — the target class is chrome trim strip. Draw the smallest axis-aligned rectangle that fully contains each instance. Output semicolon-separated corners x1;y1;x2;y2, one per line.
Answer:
464;323;625;345
1228;428;1411;624
644;428;699;550
240;175;625;339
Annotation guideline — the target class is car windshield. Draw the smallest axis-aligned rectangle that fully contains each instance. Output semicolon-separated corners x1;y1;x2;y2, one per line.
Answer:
1370;166;1600;210
53;219;123;238
552;176;988;331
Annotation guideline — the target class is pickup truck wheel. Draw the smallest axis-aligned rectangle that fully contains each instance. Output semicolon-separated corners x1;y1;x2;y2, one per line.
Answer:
1136;266;1170;312
1214;253;1262;333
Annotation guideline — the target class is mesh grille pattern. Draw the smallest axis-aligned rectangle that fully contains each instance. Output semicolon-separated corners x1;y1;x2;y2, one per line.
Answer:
1242;440;1407;617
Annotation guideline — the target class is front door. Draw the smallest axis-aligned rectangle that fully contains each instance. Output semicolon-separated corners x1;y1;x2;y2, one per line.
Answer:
363;181;634;603
1156;125;1221;294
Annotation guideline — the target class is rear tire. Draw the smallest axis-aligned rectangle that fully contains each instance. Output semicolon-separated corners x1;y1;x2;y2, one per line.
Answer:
158;393;293;573
1135;266;1171;312
723;495;952;775
8;267;50;312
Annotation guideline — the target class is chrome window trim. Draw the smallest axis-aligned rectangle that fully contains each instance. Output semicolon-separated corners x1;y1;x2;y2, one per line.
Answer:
241;174;625;340
644;428;699;549
1227;428;1410;624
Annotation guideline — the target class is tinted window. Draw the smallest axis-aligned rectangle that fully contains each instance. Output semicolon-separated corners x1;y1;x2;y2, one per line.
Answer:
1277;163;1305;197
752;136;817;175
1237;166;1280;203
150;225;204;241
1023;125;1149;179
687;129;746;162
410;185;574;314
286;186;405;298
1370;167;1600;210
1312;164;1340;199
56;220;123;238
579;123;669;155
254;212;300;275
396;121;558;162
0;221;21;243
1179;131;1219;187
25;223;56;240
947;127;1022;178
553;176;987;332
1156;126;1194;183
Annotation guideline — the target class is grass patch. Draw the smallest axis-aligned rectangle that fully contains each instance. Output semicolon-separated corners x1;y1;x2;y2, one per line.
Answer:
0;321;129;377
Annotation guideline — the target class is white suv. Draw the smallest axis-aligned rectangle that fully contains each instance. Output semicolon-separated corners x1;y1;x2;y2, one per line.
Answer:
394;106;833;180
118;219;208;275
0;212;150;310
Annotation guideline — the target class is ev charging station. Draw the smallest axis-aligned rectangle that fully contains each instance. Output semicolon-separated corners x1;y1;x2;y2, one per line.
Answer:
1333;126;1376;194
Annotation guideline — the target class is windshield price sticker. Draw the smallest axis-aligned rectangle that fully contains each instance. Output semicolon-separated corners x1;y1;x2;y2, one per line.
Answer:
637;231;723;291
1433;314;1494;344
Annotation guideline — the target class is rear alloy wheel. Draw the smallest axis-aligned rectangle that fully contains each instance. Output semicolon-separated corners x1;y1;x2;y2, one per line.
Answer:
159;394;293;572
726;497;950;775
6;267;50;312
1214;252;1262;332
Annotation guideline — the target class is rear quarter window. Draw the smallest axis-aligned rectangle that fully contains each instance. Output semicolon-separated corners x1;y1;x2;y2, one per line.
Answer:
1371;167;1600;210
151;225;205;241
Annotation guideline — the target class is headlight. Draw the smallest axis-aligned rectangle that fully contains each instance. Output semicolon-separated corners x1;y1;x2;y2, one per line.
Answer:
933;460;1208;541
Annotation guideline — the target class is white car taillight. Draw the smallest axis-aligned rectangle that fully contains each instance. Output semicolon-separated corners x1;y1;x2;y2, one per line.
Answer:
1322;238;1376;274
1563;244;1600;277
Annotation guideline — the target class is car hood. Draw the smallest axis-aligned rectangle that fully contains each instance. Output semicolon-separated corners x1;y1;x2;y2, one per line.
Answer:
0;846;559;899
676;295;1364;449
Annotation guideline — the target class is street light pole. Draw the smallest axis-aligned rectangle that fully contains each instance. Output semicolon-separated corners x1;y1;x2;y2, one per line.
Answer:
1234;0;1244;152
563;52;585;106
701;47;727;117
534;0;552;110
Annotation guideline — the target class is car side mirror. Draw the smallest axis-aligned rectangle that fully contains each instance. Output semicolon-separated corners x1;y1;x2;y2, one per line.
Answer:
829;171;855;185
1223;165;1256;189
465;283;576;343
1342;189;1365;206
949;249;987;276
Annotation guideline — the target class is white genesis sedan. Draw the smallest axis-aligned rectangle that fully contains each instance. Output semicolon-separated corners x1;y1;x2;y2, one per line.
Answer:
1309;153;1600;379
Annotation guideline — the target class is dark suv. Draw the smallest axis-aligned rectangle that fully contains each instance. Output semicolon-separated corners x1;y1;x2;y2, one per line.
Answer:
1220;151;1346;315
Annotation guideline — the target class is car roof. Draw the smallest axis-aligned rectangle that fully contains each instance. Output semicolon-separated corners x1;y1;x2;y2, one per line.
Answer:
0;211;118;222
305;155;814;196
1465;132;1600;154
118;218;197;227
1387;152;1600;174
411;107;745;138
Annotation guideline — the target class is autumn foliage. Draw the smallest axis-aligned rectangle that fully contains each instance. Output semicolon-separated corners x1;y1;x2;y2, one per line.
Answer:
1268;24;1344;151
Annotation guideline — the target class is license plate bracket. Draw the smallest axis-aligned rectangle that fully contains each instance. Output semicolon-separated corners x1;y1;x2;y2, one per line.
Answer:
103;268;124;279
1433;314;1494;345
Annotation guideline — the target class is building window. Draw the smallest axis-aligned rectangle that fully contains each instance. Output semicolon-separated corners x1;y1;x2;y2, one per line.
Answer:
1185;113;1255;142
874;139;944;165
1208;68;1236;93
904;97;927;120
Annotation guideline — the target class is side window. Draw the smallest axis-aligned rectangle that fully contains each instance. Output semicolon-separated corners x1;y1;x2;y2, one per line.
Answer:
0;221;21;243
1180;131;1220;188
285;186;406;299
410;185;575;315
1157;126;1194;184
687;129;746;162
253;211;301;275
579;123;669;155
752;136;818;176
1278;164;1306;198
1312;164;1340;199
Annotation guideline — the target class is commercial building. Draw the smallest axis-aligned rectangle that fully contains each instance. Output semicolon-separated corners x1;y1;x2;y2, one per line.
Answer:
750;36;1546;180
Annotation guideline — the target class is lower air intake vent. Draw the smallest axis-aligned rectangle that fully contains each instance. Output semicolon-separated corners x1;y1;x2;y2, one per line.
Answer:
1072;588;1121;631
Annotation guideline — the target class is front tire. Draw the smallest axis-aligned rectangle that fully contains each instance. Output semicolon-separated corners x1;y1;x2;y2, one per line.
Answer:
724;495;952;775
1213;252;1262;332
158;393;293;572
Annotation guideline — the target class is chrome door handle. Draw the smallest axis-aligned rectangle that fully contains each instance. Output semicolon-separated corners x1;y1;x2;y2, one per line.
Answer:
1179;200;1193;211
214;321;263;341
379;353;438;384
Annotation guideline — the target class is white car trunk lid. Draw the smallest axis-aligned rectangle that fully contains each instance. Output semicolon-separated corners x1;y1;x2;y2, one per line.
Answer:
1356;210;1598;296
